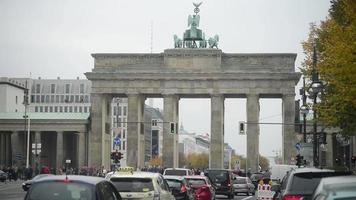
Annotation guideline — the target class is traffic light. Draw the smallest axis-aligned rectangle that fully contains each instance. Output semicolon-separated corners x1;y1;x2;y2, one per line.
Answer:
170;122;176;134
296;154;303;168
239;122;245;135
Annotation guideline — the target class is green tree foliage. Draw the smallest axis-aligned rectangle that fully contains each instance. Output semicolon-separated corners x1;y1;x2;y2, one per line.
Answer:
302;0;356;135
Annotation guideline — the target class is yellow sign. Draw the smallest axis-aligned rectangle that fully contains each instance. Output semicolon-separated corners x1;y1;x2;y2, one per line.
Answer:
117;166;134;173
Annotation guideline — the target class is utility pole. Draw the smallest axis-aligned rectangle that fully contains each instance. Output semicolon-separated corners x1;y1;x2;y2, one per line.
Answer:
23;81;30;168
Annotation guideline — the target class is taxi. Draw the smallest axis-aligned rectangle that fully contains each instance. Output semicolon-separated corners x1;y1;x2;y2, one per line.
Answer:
106;166;175;200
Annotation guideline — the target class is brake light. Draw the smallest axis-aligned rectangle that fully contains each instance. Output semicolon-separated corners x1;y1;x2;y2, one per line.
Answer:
181;185;187;193
282;195;302;200
227;178;231;187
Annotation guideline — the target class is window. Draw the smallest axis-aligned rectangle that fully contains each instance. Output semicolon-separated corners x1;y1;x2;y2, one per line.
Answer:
54;106;58;112
41;95;45;103
84;107;88;113
50;95;54;103
118;106;122;116
75;95;79;103
113;107;117;116
15;96;18;104
122;129;126;139
74;106;77;112
45;95;49;103
31;95;35;103
35;107;38;112
39;106;43;112
56;95;59;103
59;107;63;112
70;95;74;102
117;118;121;127
79;106;82;113
65;95;69;103
49;107;53;112
123;118;126;127
123;106;127;116
122;141;125;150
84;95;89;103
60;95;64;103
50;84;55;93
64;106;68;112
152;119;158;126
65;84;70;93
44;106;48;112
36;84;41;93
36;95;40;103
80;95;84;103
80;84;84;94
69;106;73;112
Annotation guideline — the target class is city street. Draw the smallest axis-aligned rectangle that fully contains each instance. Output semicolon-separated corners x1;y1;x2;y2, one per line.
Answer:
0;179;257;200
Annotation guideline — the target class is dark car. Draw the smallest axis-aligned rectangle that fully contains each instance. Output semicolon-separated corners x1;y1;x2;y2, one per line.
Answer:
22;174;53;191
24;175;122;200
164;175;195;200
272;167;351;200
232;176;255;196
0;170;8;182
185;175;216;200
250;172;266;189
205;169;235;199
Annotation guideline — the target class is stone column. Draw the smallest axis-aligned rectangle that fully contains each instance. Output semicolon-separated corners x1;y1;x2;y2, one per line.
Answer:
89;94;110;168
0;133;4;165
11;131;19;166
34;131;41;172
127;93;145;169
77;132;86;168
325;133;333;168
163;94;179;168
246;94;260;173
210;94;225;169
56;131;64;169
282;94;296;164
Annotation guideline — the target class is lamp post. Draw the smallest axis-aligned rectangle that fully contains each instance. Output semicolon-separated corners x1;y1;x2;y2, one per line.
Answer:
300;77;309;143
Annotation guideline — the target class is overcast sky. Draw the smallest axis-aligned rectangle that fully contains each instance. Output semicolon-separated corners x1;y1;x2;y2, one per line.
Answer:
0;0;331;157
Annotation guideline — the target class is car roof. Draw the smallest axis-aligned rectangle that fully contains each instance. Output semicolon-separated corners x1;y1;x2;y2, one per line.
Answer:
319;175;356;186
164;168;190;171
110;171;160;178
289;167;334;174
205;169;232;171
33;175;106;185
184;175;207;179
163;175;185;180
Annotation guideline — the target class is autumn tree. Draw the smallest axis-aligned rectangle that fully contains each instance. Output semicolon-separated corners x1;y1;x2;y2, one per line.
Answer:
302;0;356;135
184;153;209;169
149;156;162;166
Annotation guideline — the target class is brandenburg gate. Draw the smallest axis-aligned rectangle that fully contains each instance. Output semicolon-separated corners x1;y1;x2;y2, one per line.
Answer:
85;3;300;172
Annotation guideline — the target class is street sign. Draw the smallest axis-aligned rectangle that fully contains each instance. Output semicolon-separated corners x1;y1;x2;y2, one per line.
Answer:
113;137;121;146
295;143;301;151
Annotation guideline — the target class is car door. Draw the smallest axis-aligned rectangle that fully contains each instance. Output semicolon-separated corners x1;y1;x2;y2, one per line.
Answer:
158;175;175;200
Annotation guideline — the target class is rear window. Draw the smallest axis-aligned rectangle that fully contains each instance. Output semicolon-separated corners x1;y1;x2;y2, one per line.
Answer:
206;170;229;184
290;172;338;194
234;178;247;184
165;179;183;189
27;181;94;200
164;170;187;176
186;179;206;187
110;177;154;192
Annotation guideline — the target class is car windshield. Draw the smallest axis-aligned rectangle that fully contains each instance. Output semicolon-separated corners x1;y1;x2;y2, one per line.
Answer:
164;170;187;176
187;179;206;187
26;181;94;200
234;178;247;184
166;179;183;189
206;170;228;184
110;177;154;192
290;172;335;194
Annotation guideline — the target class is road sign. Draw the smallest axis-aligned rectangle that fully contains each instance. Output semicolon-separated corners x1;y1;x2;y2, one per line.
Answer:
113;137;121;146
295;143;301;151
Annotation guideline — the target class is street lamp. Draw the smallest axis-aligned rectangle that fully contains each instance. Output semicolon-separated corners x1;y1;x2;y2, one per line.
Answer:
300;77;309;143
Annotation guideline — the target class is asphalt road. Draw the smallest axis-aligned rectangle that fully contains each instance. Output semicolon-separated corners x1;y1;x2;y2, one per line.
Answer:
0;180;257;200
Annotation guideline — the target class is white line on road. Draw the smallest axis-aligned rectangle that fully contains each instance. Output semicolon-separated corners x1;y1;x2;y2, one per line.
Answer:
241;196;254;200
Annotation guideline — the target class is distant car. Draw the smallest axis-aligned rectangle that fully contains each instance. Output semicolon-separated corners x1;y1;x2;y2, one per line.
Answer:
185;175;216;200
205;169;235;199
164;175;195;200
24;175;121;200
163;168;194;176
232;176;255;196
250;172;265;189
311;175;356;200
0;170;7;182
108;169;175;200
22;174;53;191
272;167;351;200
270;165;298;183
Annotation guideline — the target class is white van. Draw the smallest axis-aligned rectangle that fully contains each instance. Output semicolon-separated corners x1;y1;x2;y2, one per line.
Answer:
270;165;298;182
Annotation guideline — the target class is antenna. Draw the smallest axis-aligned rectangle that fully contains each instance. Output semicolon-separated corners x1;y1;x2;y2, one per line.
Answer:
150;20;153;53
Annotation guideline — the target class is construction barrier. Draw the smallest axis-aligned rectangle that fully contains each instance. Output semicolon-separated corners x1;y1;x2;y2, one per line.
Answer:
257;184;275;200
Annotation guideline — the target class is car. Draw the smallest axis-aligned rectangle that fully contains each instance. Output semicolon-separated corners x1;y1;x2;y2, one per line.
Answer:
185;175;216;200
107;167;175;200
0;170;8;182
22;174;53;191
163;175;195;200
205;169;235;199
24;175;121;200
270;165;298;183
163;168;194;176
310;175;356;200
250;172;266;189
272;167;352;200
232;176;255;196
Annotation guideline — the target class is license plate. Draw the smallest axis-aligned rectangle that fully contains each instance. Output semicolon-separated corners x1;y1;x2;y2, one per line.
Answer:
216;183;221;186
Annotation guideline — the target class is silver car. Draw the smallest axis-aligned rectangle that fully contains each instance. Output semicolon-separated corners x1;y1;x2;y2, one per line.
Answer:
233;176;255;196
